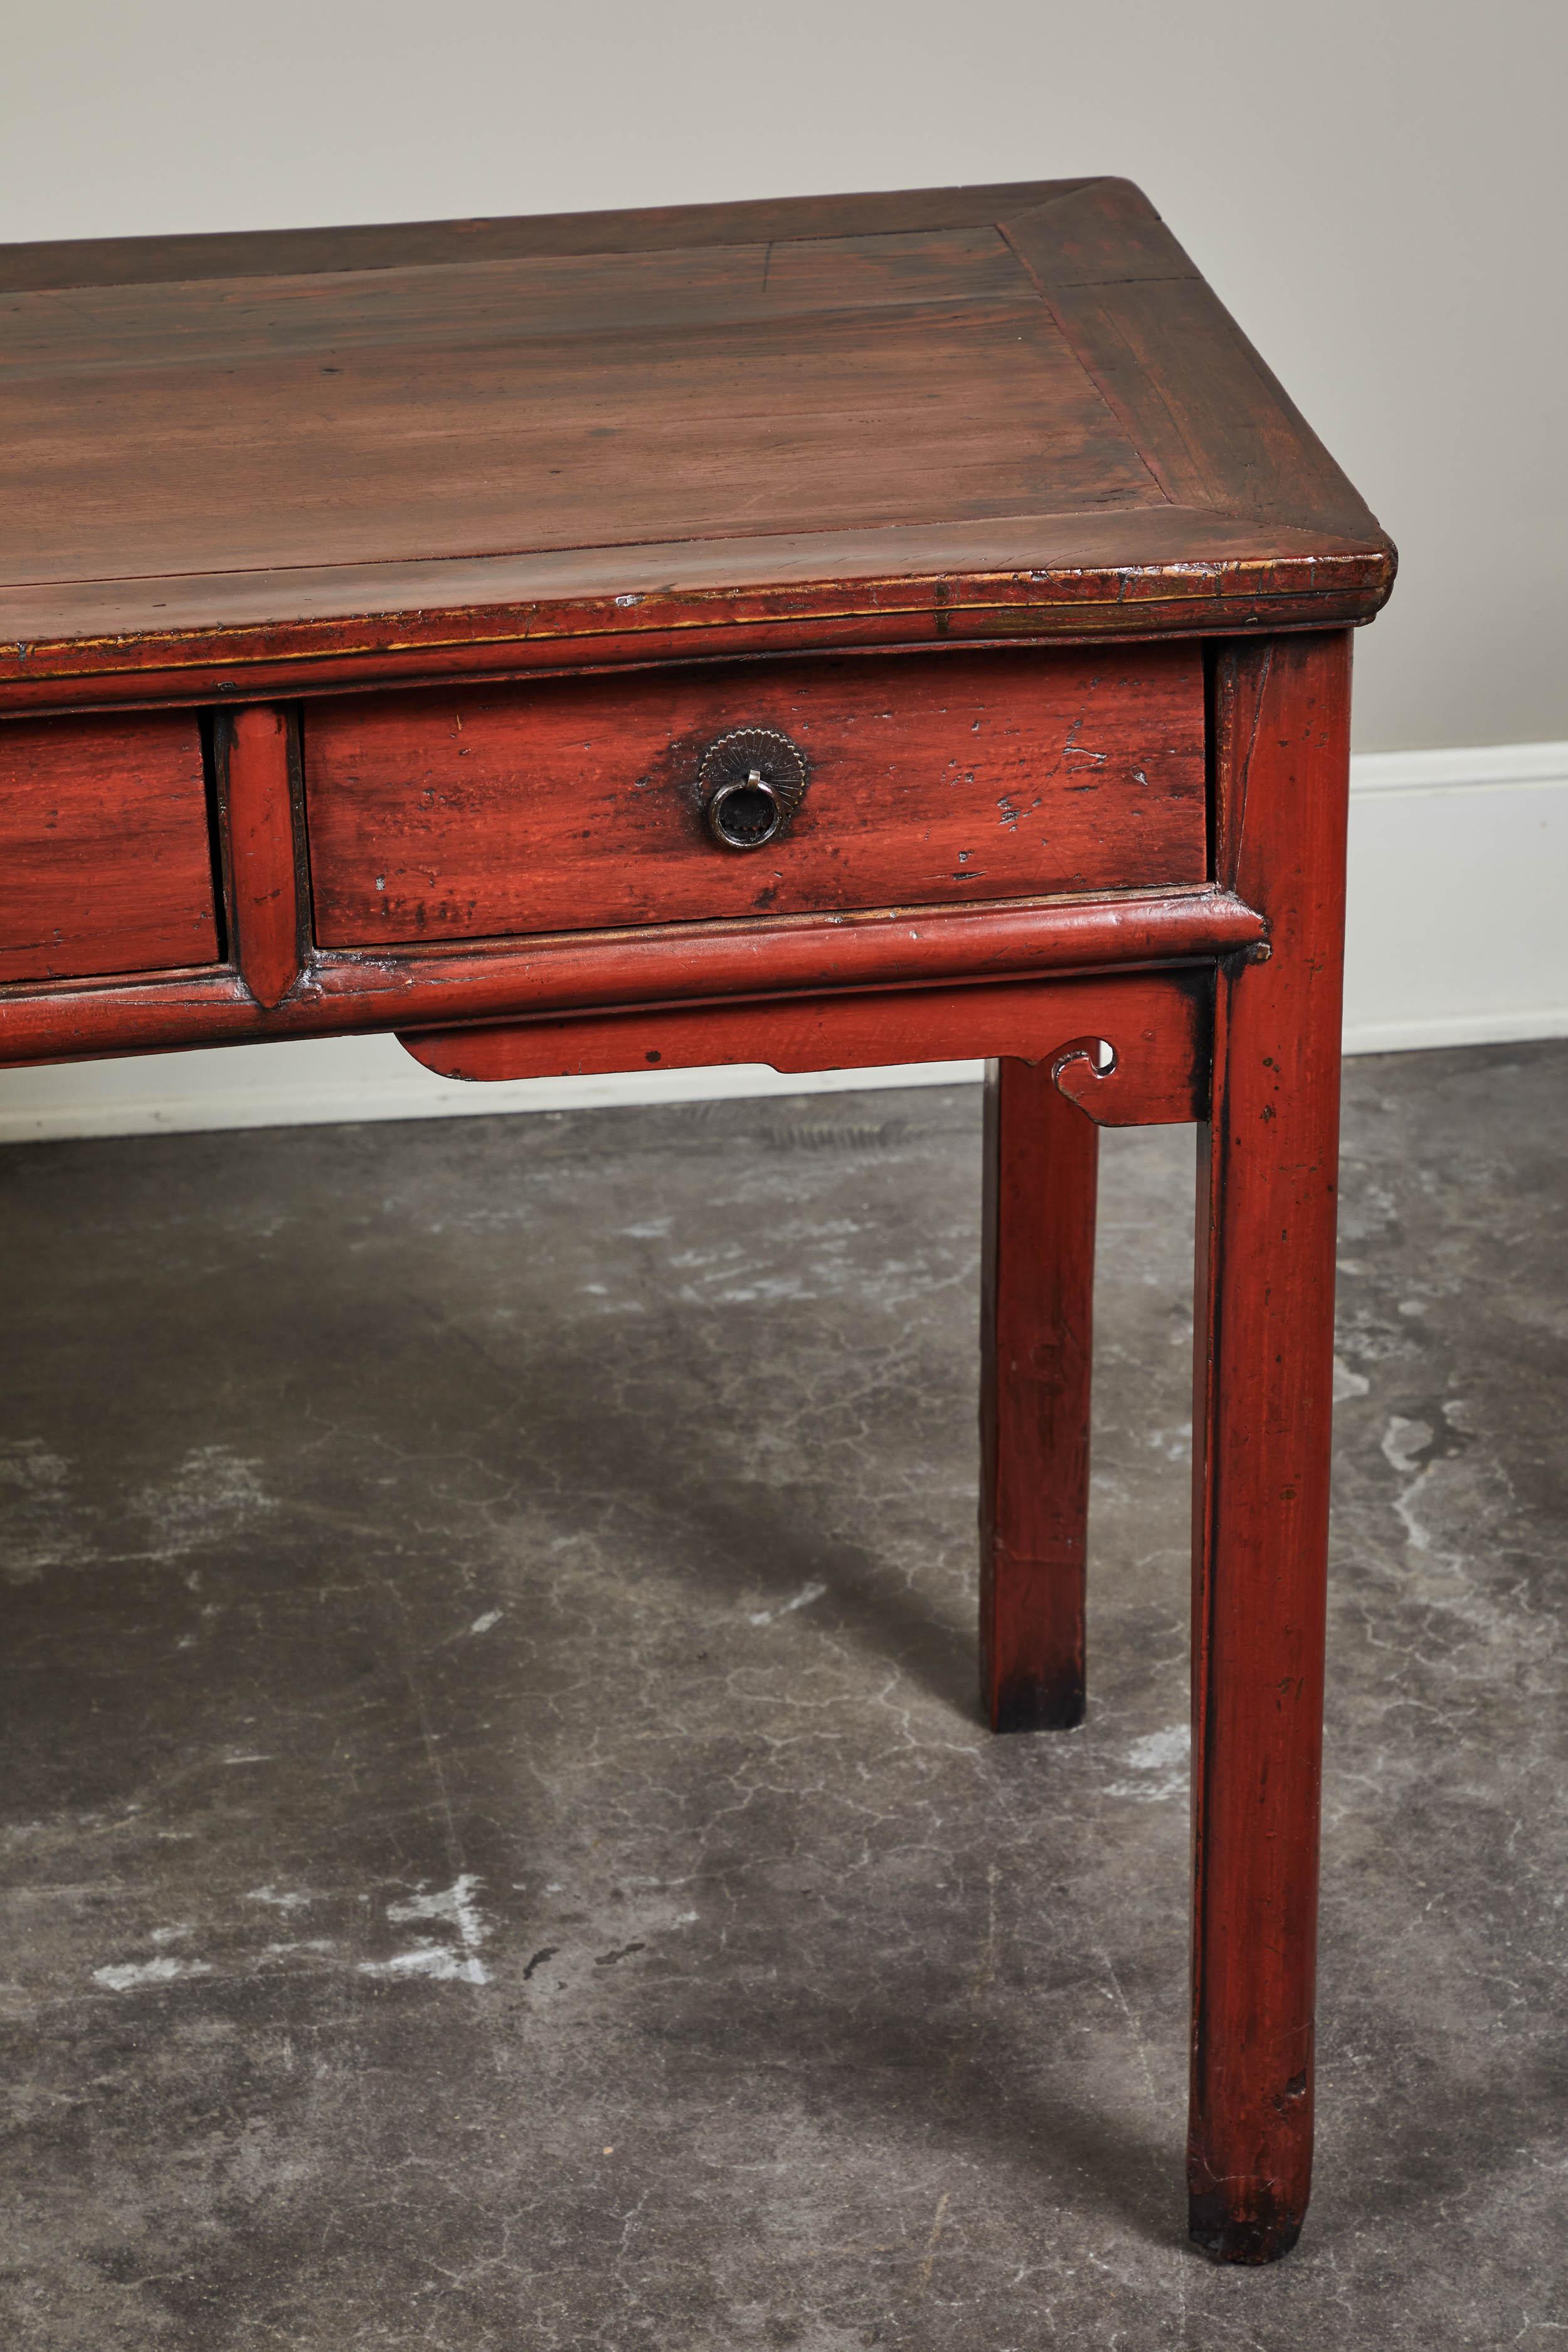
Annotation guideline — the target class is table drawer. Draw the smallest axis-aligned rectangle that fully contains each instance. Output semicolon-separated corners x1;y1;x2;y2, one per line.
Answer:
304;644;1207;948
0;711;219;985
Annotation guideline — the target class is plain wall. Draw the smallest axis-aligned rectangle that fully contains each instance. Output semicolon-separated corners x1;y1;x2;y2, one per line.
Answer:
3;0;1563;755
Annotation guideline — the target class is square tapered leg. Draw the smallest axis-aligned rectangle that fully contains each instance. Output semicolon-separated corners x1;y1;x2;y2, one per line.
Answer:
979;1052;1099;1732
1187;633;1351;2261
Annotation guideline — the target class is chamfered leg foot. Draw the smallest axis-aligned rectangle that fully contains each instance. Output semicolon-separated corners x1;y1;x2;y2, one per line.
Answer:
1187;2188;1305;2266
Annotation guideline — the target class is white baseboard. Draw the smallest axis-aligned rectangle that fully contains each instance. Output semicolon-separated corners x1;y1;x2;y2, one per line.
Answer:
0;1041;978;1145
1340;739;1568;1054
3;740;1564;1143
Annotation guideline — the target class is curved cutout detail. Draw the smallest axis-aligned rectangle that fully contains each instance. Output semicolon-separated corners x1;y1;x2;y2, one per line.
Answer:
400;970;1209;1130
1052;1024;1203;1128
1051;1034;1116;1086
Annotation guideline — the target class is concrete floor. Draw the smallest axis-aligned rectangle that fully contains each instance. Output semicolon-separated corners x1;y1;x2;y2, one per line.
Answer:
1;1042;1565;2350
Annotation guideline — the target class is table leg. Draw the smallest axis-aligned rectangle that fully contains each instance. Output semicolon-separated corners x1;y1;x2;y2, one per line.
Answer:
1187;633;1352;2261
978;1053;1098;1732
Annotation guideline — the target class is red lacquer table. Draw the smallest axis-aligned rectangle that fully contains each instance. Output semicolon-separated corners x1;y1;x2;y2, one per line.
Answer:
0;177;1394;2262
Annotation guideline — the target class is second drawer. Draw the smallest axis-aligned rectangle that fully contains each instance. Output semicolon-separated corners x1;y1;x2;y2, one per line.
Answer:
304;643;1207;948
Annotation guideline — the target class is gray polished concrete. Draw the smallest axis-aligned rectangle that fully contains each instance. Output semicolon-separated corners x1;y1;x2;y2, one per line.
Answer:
3;1043;1565;2349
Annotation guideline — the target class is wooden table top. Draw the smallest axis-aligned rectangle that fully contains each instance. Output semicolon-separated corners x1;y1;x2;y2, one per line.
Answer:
0;177;1394;714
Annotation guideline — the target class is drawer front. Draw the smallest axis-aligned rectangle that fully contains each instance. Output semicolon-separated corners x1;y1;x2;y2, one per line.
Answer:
304;644;1206;949
0;711;220;984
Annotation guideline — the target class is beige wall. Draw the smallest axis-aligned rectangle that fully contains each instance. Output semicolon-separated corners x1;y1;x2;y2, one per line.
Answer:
2;0;1562;755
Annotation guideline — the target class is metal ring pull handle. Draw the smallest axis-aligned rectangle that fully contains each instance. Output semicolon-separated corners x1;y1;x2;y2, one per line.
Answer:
697;727;808;850
707;767;782;849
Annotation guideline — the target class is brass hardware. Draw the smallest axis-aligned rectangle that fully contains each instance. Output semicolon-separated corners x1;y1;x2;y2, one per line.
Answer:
697;727;808;850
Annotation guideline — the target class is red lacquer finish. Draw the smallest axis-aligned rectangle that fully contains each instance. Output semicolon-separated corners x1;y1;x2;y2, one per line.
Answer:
304;644;1207;946
0;174;1394;2284
396;967;1209;1116
1186;632;1352;2262
223;706;303;1009
0;887;1262;1067
0;709;217;985
979;1057;1098;1731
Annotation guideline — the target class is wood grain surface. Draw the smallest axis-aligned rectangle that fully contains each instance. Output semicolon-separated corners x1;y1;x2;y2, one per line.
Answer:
0;179;1394;712
0;711;218;984
0;181;1088;292
304;646;1207;947
7;231;1152;585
